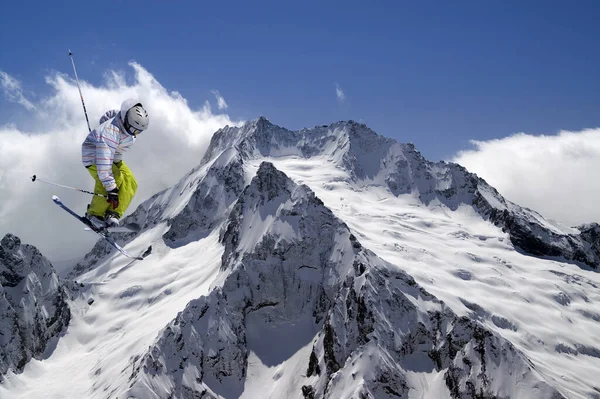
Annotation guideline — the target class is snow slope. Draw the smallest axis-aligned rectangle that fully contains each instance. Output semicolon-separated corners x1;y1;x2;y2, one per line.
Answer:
1;117;599;399
254;156;599;399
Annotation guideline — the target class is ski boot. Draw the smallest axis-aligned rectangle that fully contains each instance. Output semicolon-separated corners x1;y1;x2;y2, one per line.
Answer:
104;211;120;228
85;213;107;230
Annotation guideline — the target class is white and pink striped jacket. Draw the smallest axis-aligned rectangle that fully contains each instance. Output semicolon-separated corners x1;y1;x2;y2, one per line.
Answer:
81;110;136;191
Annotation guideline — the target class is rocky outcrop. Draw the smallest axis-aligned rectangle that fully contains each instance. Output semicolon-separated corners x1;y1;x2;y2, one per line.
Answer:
0;234;70;379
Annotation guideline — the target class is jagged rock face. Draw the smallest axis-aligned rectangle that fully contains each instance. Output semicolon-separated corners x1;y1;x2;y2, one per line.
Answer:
579;223;600;255
310;265;565;399
163;150;246;248
474;185;600;268
125;163;563;399
0;234;70;379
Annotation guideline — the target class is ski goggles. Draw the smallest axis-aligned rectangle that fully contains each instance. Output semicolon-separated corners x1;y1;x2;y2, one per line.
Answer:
124;119;144;136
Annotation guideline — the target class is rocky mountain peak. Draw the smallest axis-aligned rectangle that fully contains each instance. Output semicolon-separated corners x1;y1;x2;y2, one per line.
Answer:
219;160;332;271
1;233;20;250
249;161;295;201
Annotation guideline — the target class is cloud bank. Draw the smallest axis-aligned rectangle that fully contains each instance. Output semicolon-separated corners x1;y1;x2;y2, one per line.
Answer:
453;129;600;227
0;64;242;267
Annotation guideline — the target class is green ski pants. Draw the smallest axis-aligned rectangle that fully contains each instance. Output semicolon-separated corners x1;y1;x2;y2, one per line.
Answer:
86;161;138;218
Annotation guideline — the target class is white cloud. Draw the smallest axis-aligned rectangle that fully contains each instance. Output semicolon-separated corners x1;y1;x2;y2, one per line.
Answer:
0;71;36;110
0;63;242;266
335;83;345;102
453;129;600;227
211;90;228;110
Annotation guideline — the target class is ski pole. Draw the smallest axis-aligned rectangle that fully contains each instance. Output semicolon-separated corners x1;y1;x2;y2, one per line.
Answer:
68;49;92;133
31;175;107;198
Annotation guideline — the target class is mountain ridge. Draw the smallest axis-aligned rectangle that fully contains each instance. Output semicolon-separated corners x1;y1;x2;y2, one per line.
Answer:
205;117;599;269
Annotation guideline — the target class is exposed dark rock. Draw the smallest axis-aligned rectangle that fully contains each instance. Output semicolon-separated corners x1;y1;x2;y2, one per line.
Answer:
0;234;71;379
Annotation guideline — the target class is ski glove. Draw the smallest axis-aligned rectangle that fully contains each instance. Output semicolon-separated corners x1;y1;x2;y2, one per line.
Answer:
107;188;119;209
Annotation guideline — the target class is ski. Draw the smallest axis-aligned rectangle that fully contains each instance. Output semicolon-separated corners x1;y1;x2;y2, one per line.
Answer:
83;223;141;234
52;195;151;261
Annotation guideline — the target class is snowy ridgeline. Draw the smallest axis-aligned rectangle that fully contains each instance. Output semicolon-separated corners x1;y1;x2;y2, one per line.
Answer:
1;117;599;398
0;234;70;379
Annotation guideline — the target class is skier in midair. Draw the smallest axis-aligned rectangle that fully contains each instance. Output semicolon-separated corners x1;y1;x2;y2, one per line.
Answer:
81;99;149;228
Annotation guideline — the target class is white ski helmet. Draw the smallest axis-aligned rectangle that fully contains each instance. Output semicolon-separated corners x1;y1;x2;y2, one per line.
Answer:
120;99;149;136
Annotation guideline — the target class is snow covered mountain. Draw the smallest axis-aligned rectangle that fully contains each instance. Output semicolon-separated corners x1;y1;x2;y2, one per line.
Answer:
124;162;563;399
0;234;70;380
1;117;599;399
207;117;600;269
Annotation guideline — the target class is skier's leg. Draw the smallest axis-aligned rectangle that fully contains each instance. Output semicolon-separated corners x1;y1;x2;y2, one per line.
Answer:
112;161;138;218
86;165;110;217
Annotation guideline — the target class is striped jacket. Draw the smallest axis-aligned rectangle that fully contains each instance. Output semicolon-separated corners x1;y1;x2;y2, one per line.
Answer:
81;110;136;191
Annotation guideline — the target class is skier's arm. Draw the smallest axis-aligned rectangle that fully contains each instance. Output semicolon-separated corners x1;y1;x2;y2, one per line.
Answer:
99;110;119;125
95;129;119;191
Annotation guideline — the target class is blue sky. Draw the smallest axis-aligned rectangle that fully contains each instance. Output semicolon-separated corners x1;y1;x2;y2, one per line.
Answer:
1;0;600;161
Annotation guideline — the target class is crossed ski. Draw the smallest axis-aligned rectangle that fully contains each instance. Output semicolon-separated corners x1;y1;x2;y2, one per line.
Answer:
52;195;151;261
